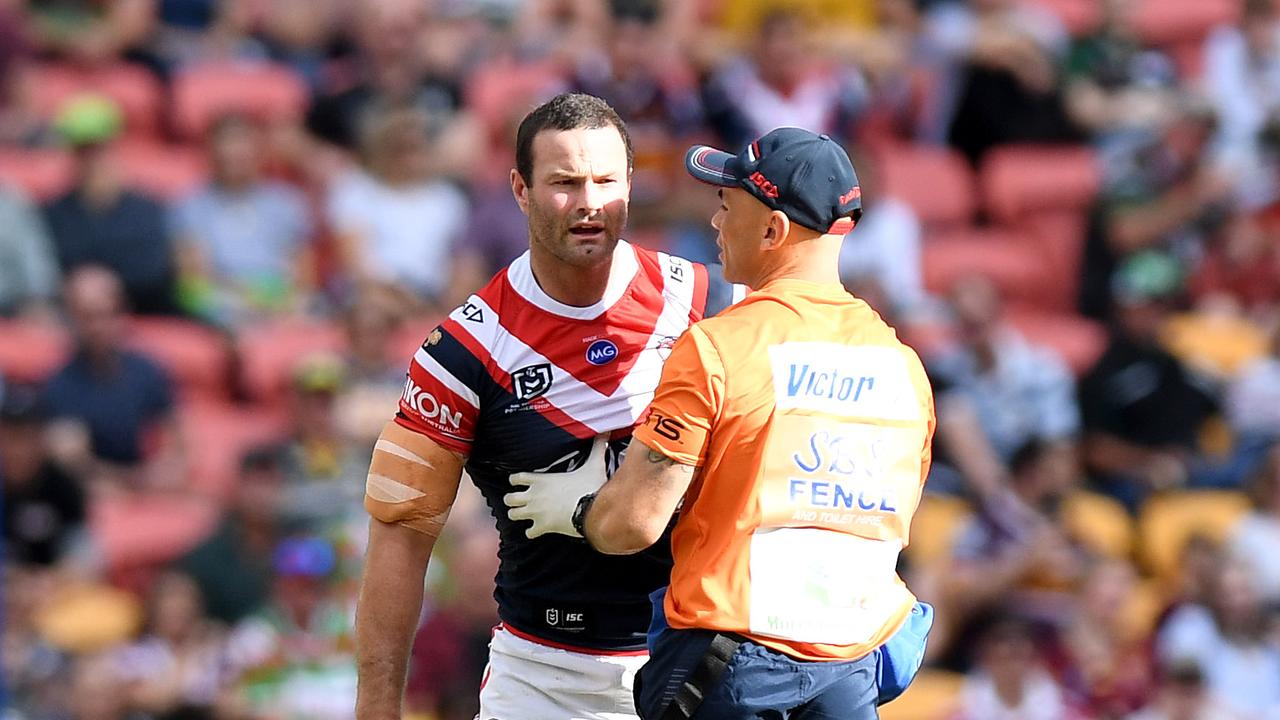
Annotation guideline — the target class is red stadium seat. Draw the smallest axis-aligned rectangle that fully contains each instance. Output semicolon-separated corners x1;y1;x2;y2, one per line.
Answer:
0;320;70;382
126;317;231;402
237;318;348;401
874;144;976;227
1023;211;1088;311
465;58;566;133
0;148;74;201
1005;306;1108;376
980;144;1100;224
114;140;210;200
1033;0;1104;36
1131;0;1238;47
172;62;308;140
91;493;220;570
180;400;291;499
922;228;1051;308
31;63;164;138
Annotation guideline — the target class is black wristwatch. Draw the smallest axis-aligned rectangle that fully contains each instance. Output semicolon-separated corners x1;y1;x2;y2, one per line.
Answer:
571;492;598;538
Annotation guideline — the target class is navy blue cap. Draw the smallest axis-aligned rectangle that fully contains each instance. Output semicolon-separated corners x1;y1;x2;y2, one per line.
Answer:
685;127;862;234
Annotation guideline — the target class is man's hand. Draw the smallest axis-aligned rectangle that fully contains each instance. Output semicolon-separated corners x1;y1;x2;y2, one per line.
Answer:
504;435;609;538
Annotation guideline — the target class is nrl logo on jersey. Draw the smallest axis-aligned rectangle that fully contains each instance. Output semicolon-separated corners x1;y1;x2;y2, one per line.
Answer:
512;363;553;401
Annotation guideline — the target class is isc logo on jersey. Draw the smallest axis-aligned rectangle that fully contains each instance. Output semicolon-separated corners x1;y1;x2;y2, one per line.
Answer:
401;379;464;429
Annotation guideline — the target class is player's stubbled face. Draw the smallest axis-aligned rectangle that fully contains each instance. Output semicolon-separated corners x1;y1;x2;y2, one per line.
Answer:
524;127;631;267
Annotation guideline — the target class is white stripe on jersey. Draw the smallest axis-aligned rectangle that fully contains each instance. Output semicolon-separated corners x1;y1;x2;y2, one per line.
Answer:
413;346;481;409
506;240;640;320
608;252;700;417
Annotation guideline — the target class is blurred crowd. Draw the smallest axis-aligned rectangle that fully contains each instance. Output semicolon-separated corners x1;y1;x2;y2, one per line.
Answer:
2;0;1280;718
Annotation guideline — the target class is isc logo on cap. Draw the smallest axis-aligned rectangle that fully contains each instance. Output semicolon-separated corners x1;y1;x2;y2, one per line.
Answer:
586;339;619;365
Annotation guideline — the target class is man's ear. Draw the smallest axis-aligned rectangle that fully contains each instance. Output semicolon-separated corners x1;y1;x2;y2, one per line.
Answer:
511;169;530;216
762;210;791;251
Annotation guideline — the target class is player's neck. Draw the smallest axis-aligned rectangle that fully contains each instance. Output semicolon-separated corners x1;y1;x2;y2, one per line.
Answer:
752;236;843;289
529;246;613;307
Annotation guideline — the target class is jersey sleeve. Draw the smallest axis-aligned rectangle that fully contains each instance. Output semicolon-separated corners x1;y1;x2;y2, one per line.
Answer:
699;262;749;319
633;324;724;466
394;323;484;455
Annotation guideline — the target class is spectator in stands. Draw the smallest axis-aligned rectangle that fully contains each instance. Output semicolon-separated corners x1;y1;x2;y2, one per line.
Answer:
837;148;926;321
1059;558;1155;718
930;275;1080;498
326;104;479;312
275;353;368;532
225;535;356;720
1063;0;1178;141
942;440;1088;647
1078;253;1218;509
335;289;406;446
177;446;286;624
152;0;267;70
0;5;45;146
1228;318;1280;440
1126;662;1240;720
924;0;1079;164
1204;0;1280;209
954;616;1083;720
304;0;480;177
406;524;500;720
258;0;341;92
1078;98;1231;320
24;0;158;68
110;571;230;716
1;383;87;569
571;0;704;210
43;266;182;495
1190;210;1280;320
1156;557;1280;719
172;114;314;327
701;8;868;149
1228;443;1280;602
0;186;60;319
43;96;178;315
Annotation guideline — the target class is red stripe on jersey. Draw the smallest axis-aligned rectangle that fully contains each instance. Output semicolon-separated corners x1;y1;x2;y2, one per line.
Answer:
443;317;598;439
689;261;709;323
494;265;665;397
398;359;478;452
501;623;649;656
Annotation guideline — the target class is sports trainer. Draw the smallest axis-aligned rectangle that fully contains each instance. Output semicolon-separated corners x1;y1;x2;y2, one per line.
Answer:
353;93;741;720
506;127;936;718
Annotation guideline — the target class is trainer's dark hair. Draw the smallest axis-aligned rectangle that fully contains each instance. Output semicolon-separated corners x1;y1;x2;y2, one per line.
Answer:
515;93;633;184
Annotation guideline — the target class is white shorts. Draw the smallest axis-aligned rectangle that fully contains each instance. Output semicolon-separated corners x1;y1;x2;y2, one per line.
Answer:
476;625;647;720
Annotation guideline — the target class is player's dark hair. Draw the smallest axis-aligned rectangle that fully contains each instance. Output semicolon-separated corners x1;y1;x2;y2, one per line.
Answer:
515;93;633;185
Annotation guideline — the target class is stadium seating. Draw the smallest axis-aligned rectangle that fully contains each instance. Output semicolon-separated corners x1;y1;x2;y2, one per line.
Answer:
1138;489;1250;580
172;62;309;140
125;316;231;402
922;228;1049;308
1131;0;1239;47
0;319;70;382
980;145;1100;225
905;494;973;566
30;63;165;139
236;317;349;402
90;493;220;571
179;400;292;499
1062;491;1134;558
875;144;977;228
1004;306;1108;376
114;140;210;200
880;670;965;720
0;147;74;201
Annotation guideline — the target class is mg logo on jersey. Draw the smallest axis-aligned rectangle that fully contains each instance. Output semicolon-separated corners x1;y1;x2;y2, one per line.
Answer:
512;363;553;401
586;339;619;365
401;379;464;429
